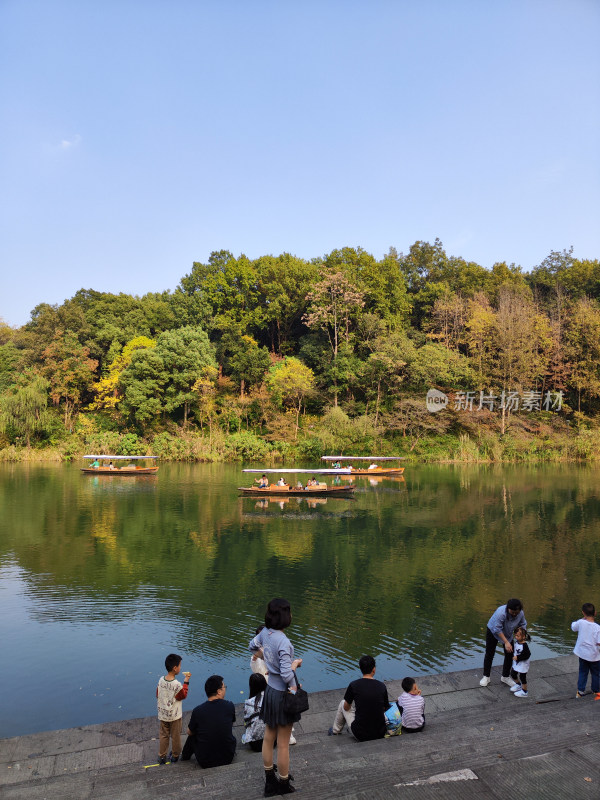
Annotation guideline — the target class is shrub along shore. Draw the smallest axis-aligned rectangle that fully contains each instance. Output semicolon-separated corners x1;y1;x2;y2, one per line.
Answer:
1;402;600;464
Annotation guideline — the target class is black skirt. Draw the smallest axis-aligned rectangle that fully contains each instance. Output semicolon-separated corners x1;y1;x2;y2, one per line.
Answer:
260;683;301;727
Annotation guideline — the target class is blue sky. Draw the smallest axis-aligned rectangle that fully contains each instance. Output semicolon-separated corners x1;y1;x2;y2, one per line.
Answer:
1;0;599;327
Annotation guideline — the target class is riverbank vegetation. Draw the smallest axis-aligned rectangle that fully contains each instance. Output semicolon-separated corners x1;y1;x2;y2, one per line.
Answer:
2;241;600;463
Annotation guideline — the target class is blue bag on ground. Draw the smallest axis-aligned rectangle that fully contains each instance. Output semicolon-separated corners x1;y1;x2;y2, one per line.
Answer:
384;701;402;735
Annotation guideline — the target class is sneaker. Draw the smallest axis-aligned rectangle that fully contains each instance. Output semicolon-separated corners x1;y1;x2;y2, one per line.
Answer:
170;756;179;763
510;684;522;693
158;757;167;765
576;691;585;698
514;689;528;697
289;734;297;745
479;676;490;687
327;726;340;735
501;676;517;688
595;693;600;701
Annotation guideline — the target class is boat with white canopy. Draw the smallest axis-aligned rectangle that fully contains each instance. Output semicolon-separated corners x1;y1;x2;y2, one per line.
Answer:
321;456;406;476
239;468;354;496
81;455;159;476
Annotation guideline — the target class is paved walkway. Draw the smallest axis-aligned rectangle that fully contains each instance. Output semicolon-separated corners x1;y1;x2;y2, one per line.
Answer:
1;655;599;799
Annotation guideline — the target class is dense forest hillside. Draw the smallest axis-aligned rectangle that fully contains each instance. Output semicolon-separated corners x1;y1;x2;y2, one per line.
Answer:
2;241;600;462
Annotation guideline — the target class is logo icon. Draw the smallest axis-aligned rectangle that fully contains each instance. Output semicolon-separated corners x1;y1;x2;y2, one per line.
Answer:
426;389;448;413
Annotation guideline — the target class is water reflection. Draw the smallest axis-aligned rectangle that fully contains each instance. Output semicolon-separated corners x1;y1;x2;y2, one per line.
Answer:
1;462;599;735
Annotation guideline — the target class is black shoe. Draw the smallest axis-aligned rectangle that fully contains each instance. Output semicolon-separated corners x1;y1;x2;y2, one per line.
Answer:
170;755;179;763
158;756;167;765
264;769;280;798
279;777;296;794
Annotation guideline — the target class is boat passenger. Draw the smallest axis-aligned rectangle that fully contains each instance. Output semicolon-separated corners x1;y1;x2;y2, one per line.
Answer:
277;477;288;487
91;459;100;469
296;481;304;489
255;474;269;489
368;463;378;470
306;477;318;487
108;461;115;470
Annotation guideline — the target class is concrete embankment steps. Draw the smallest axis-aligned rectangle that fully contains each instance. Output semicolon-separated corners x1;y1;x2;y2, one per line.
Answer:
1;656;599;799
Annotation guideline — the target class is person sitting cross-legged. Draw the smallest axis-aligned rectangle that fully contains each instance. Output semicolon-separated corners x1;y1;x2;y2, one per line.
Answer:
328;655;389;741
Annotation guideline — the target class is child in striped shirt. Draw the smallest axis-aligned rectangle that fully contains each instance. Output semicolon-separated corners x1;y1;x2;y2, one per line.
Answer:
397;677;425;733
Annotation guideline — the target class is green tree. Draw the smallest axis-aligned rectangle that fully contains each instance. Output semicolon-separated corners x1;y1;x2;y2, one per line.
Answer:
407;343;475;389
362;333;416;423
488;262;530;302
118;326;216;429
303;269;364;406
0;374;51;446
119;348;167;426
399;238;448;293
267;357;315;439
156;326;217;426
89;336;156;413
178;251;260;333
255;253;318;353
0;341;21;392
218;322;271;397
356;247;411;329
564;297;600;412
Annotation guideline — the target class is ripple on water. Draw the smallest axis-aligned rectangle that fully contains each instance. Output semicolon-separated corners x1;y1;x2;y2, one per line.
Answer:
2;461;598;736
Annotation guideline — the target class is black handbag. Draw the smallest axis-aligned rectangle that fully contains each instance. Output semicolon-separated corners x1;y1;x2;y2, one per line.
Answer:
282;670;309;715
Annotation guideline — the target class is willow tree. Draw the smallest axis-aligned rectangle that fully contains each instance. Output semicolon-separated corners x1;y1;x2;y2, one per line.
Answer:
0;374;51;446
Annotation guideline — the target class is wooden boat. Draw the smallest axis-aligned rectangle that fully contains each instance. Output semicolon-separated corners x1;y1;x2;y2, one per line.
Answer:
239;485;354;496
321;456;406;476
240;468;354;496
81;455;159;475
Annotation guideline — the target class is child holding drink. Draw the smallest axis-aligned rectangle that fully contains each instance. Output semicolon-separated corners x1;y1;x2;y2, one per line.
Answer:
156;653;190;764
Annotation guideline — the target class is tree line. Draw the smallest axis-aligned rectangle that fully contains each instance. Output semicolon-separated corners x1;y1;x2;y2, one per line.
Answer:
1;240;599;459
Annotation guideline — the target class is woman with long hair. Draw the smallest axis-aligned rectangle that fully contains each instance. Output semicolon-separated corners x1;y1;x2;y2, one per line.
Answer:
249;598;302;796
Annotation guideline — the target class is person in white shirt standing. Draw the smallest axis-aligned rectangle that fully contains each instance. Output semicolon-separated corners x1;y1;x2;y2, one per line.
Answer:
571;602;600;699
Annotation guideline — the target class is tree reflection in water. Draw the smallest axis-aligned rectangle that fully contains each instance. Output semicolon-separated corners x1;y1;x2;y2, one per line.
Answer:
0;461;597;735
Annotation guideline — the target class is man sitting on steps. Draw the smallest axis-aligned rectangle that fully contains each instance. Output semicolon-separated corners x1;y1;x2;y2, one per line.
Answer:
328;655;390;741
181;675;236;768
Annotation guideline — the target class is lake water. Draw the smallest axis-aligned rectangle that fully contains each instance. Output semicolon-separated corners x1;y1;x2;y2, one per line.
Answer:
0;461;596;737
